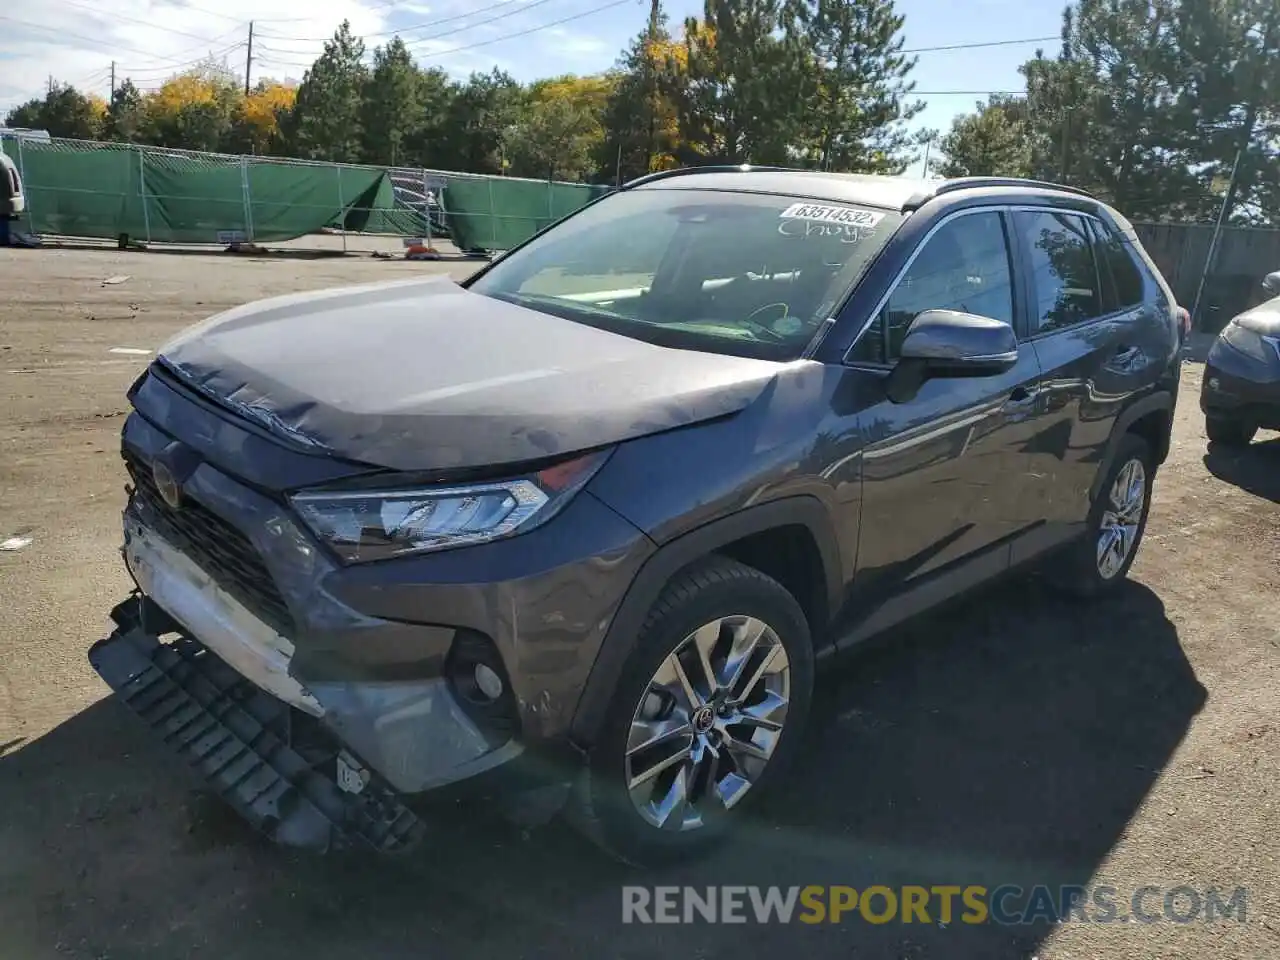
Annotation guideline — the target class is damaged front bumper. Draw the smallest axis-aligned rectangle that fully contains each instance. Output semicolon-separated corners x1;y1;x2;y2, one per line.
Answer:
91;374;655;850
90;594;426;853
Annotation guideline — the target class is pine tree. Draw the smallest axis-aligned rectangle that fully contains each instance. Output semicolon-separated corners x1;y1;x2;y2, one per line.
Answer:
289;21;367;162
405;67;457;170
435;70;525;175
1175;0;1280;224
362;37;421;166
597;3;682;183
104;80;144;142
506;95;598;180
796;0;924;173
5;85;105;140
934;96;1032;178
667;0;809;165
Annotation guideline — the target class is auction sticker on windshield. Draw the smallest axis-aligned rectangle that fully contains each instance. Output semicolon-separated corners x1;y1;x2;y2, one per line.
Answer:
779;203;886;228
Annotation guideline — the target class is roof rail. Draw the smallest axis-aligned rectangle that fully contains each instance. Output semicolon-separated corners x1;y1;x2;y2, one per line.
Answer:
913;177;1096;208
621;164;797;190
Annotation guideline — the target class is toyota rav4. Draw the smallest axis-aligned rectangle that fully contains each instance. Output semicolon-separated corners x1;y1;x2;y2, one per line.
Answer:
91;169;1181;864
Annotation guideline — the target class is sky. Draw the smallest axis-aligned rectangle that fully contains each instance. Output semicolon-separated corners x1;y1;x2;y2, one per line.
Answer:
0;0;1066;169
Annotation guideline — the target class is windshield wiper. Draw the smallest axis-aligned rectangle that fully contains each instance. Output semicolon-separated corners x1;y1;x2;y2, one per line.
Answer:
491;291;636;325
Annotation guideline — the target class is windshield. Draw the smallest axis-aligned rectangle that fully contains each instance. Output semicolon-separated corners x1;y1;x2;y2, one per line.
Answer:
467;187;904;361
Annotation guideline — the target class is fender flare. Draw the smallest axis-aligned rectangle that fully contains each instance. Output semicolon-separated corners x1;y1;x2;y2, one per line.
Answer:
1090;390;1174;504
569;495;843;748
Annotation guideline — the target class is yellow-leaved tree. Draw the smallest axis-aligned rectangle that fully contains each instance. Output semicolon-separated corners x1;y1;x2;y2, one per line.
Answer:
236;82;298;154
596;16;692;183
141;61;243;152
505;74;616;181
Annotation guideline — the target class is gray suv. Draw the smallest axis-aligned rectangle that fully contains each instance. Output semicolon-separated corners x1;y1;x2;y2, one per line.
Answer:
91;169;1182;864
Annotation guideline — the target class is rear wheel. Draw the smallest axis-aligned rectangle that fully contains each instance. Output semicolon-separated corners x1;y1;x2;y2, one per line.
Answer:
567;556;814;865
1205;414;1257;447
1049;433;1154;598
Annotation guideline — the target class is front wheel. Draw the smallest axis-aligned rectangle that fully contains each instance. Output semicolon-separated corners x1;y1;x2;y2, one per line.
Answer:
1049;433;1155;598
567;556;814;865
1206;414;1257;447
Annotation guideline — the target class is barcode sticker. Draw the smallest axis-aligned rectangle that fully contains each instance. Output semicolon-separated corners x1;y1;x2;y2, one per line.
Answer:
779;203;885;228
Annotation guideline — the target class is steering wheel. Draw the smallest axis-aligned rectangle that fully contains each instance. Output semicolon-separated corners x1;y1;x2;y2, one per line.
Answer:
739;302;791;342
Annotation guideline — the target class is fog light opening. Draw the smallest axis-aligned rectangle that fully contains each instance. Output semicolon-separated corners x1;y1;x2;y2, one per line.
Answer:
474;662;504;702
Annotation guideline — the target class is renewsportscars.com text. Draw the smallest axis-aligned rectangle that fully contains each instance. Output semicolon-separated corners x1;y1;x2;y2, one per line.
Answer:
621;885;1248;926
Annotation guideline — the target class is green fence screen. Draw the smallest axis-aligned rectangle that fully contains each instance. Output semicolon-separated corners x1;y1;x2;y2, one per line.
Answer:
3;137;396;244
443;178;611;251
1;135;610;249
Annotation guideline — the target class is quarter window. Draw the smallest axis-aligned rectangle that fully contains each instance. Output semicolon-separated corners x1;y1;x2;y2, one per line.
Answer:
849;211;1015;363
1090;219;1146;313
1016;211;1103;333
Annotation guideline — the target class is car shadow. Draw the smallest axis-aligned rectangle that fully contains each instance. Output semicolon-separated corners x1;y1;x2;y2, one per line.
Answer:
1;578;1204;960
1203;436;1280;502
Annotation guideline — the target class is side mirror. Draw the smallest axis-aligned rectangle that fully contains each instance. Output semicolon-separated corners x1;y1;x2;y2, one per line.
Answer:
1262;271;1280;295
898;309;1019;377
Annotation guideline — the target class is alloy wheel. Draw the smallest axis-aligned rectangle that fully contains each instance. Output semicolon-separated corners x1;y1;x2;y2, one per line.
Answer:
1096;457;1146;580
624;615;791;832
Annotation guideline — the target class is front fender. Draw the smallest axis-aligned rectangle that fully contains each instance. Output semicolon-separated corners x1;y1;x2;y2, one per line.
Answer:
569;496;842;748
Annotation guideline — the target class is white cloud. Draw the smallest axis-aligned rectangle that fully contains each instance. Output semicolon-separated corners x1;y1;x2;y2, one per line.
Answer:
1;0;626;114
1;0;389;108
543;27;607;57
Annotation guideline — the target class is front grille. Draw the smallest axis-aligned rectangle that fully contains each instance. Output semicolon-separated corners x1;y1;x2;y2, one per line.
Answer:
124;450;296;637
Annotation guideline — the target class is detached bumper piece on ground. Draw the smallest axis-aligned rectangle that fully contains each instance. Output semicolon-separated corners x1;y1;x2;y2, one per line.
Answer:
89;596;425;855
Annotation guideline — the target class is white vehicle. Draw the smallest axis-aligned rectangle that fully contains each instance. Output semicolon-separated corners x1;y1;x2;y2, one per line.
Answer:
1;150;24;218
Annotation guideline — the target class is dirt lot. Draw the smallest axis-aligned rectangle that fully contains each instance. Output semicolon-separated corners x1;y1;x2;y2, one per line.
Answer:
0;244;1277;960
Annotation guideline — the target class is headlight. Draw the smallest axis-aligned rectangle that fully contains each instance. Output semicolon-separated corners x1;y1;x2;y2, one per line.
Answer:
291;449;610;563
1220;319;1274;363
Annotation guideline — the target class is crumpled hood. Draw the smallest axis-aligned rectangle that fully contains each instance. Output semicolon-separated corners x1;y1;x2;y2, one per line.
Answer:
158;277;784;472
1234;295;1280;334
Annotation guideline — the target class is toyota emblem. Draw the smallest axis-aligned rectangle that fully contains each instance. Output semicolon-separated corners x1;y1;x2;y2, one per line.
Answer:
152;460;182;509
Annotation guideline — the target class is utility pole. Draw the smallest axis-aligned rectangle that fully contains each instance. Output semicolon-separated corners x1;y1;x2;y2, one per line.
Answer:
1191;148;1244;330
244;21;254;96
1191;7;1279;329
1216;10;1276;231
110;61;116;99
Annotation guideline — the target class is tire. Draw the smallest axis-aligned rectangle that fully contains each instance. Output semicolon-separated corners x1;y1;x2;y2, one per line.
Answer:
1205;414;1257;447
566;556;814;866
1049;433;1155;598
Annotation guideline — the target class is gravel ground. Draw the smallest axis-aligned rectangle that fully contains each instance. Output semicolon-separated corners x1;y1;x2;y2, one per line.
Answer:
0;244;1277;960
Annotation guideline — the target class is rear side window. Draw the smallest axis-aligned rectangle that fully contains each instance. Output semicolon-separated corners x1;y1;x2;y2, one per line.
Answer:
1015;211;1103;334
849;210;1014;363
1089;219;1145;312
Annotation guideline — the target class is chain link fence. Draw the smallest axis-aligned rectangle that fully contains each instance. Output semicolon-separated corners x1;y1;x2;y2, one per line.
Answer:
0;133;609;257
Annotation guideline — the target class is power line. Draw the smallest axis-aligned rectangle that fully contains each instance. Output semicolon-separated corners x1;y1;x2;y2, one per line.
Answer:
901;36;1058;54
260;0;559;55
50;0;248;45
257;0;529;43
255;0;639;67
238;26;1059;76
0;14;197;64
1;13;248;76
141;0;317;26
399;0;562;49
115;44;249;77
913;90;1024;95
